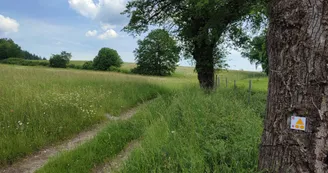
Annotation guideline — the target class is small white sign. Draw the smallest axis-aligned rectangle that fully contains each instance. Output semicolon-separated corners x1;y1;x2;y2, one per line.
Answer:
290;116;306;131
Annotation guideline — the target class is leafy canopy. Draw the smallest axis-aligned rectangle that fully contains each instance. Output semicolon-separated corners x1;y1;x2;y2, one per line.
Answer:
0;38;22;60
93;48;123;71
123;0;267;88
132;29;180;76
49;51;72;68
241;30;268;74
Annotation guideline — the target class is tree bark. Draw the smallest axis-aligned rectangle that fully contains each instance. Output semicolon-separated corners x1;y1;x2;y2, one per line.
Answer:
194;42;215;89
259;0;328;172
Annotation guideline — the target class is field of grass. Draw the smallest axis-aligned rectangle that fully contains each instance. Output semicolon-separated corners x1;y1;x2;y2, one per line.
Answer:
38;87;266;173
0;64;171;165
0;63;268;172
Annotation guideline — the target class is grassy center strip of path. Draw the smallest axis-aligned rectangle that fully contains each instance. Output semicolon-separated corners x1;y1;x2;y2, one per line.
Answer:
36;95;171;173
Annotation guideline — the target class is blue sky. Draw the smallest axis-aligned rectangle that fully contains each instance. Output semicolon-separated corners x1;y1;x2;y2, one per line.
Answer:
0;0;261;71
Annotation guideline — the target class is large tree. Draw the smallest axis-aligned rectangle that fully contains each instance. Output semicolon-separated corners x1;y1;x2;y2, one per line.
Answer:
259;0;328;172
123;0;265;89
133;29;180;76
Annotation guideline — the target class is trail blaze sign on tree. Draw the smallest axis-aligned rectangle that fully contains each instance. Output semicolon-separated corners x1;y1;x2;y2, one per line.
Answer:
290;116;306;131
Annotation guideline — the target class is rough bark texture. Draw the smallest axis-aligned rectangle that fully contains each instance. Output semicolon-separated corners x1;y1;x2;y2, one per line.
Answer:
194;42;215;89
259;0;328;172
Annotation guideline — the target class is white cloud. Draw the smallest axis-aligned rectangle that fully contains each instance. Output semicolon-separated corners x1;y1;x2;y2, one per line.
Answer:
98;29;118;39
68;0;127;25
100;22;116;30
85;30;98;37
68;0;98;18
0;14;19;34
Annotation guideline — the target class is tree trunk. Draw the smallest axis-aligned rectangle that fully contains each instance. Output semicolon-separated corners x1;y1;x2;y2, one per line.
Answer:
194;42;215;89
259;0;328;172
192;33;215;89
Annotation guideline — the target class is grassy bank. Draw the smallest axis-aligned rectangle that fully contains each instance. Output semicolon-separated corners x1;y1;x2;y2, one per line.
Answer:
0;65;170;165
38;87;266;172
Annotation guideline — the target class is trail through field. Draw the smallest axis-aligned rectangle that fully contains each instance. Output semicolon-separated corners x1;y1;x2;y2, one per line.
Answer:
0;101;150;173
93;140;141;173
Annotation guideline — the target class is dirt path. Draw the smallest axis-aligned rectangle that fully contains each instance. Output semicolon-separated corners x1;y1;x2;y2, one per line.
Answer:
0;101;150;173
93;140;141;173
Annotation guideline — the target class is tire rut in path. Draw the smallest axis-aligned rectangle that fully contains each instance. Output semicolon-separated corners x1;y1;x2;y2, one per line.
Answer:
93;140;141;173
0;101;150;173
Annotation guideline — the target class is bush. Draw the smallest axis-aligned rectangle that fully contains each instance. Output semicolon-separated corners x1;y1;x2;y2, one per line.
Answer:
108;66;121;72
0;58;49;67
132;29;180;76
93;48;123;71
38;61;49;66
67;64;76;68
82;61;94;70
49;51;72;68
1;58;25;65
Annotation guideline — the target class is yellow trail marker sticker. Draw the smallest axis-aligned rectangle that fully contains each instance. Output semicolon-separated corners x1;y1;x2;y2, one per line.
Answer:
290;116;306;131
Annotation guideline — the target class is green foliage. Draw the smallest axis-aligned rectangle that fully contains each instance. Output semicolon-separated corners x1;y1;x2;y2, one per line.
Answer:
0;58;49;67
22;50;42;60
123;0;267;87
0;38;23;60
49;51;72;68
93;48;123;71
67;64;76;68
241;30;268;74
0;38;44;61
132;29;180;76
82;61;94;70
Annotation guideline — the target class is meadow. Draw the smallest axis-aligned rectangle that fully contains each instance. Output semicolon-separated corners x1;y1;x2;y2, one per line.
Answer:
0;64;170;165
0;63;268;172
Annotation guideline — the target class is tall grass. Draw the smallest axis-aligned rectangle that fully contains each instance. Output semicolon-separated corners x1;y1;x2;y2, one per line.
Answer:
38;87;266;173
120;88;265;173
0;65;169;165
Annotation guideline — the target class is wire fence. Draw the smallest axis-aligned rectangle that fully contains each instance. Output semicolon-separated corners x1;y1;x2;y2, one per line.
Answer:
215;75;255;104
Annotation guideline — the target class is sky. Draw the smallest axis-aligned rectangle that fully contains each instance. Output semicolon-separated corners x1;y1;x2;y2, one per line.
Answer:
0;0;261;71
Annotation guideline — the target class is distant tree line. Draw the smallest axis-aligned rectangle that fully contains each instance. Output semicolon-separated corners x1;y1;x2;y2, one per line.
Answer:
0;31;181;76
0;38;46;60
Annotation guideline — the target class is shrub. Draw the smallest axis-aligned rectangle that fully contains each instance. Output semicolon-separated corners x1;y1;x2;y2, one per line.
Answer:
132;29;180;76
93;48;123;71
38;61;49;66
1;58;25;65
82;61;94;70
49;51;72;68
67;64;76;68
108;66;120;72
0;58;49;67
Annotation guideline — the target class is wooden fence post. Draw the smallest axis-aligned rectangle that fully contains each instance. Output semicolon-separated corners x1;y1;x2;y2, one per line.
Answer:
234;80;236;90
248;80;252;104
225;77;228;87
215;75;218;88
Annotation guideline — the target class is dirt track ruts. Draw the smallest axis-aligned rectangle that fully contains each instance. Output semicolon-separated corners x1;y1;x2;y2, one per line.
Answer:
0;101;150;173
